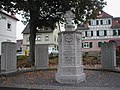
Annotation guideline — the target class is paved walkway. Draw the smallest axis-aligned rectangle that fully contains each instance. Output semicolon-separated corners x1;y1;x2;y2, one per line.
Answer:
0;69;120;90
0;87;120;90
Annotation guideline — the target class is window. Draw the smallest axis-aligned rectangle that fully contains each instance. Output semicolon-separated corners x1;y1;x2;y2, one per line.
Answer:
82;42;92;48
26;36;29;42
113;30;117;36
98;42;103;47
113;30;120;36
89;20;96;26
98;42;107;47
7;21;11;30
97;30;107;36
1;16;6;20
83;42;89;48
36;35;41;41
45;35;49;41
91;20;96;25
103;19;107;25
85;31;93;37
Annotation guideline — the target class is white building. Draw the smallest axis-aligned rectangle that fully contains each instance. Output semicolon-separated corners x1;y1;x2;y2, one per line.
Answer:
0;10;19;55
22;23;60;54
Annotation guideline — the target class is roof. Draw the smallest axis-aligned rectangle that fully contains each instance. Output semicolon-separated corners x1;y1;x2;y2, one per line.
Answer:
22;24;54;34
77;23;89;30
0;10;19;21
111;17;120;29
97;11;113;19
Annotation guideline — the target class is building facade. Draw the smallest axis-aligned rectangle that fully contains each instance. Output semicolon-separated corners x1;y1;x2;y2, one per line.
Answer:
22;23;60;54
0;10;19;55
80;11;120;55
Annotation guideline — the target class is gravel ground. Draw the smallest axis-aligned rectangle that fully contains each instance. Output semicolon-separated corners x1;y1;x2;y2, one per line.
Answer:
0;69;120;89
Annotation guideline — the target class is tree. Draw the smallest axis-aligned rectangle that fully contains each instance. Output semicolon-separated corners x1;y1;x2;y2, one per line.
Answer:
0;0;106;65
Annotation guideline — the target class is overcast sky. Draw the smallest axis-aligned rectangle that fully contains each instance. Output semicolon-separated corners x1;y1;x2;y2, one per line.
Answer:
16;0;120;40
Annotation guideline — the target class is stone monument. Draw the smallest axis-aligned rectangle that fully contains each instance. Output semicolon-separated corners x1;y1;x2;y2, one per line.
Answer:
35;44;49;69
55;11;86;84
1;42;17;73
101;42;116;69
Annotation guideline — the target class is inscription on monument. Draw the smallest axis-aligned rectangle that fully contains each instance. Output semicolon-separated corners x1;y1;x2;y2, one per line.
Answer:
63;57;75;65
63;51;74;56
62;67;76;75
64;45;74;50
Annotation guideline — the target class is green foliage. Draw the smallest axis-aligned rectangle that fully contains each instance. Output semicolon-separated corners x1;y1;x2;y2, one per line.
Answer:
49;55;58;59
0;0;106;65
17;55;26;60
0;0;106;26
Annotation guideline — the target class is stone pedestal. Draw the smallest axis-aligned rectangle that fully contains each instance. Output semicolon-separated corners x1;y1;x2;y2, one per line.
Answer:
35;44;48;69
1;42;17;73
55;31;86;84
101;42;116;69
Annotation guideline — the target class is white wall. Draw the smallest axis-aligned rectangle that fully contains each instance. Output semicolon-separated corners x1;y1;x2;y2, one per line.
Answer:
0;13;17;55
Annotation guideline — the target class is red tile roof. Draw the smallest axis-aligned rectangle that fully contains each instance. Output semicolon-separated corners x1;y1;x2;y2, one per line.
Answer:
97;11;113;19
77;22;89;30
111;17;120;29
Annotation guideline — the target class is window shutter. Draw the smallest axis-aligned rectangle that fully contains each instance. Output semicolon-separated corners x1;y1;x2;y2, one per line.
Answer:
96;20;99;25
104;30;107;36
85;31;87;37
89;42;92;48
108;19;111;24
118;30;120;35
100;20;103;25
91;31;93;36
113;30;117;36
82;43;83;48
97;31;99;36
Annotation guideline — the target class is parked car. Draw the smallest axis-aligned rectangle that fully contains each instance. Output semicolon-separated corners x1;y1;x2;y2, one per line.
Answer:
17;52;25;56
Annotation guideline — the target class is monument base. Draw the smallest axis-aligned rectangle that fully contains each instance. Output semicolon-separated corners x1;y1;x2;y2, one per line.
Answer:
56;73;86;84
55;65;86;84
1;69;17;74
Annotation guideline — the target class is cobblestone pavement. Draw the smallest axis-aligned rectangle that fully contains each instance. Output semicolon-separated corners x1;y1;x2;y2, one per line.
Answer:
0;69;120;89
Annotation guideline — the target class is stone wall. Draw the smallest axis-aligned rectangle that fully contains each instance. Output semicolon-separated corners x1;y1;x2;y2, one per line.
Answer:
1;42;16;73
35;44;48;69
101;42;116;69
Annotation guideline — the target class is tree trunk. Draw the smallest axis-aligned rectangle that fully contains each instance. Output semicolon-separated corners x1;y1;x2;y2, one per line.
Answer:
28;9;37;66
29;19;36;65
28;0;40;66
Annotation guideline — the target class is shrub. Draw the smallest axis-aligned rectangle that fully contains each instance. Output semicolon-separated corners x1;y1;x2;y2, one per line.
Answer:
17;55;26;60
